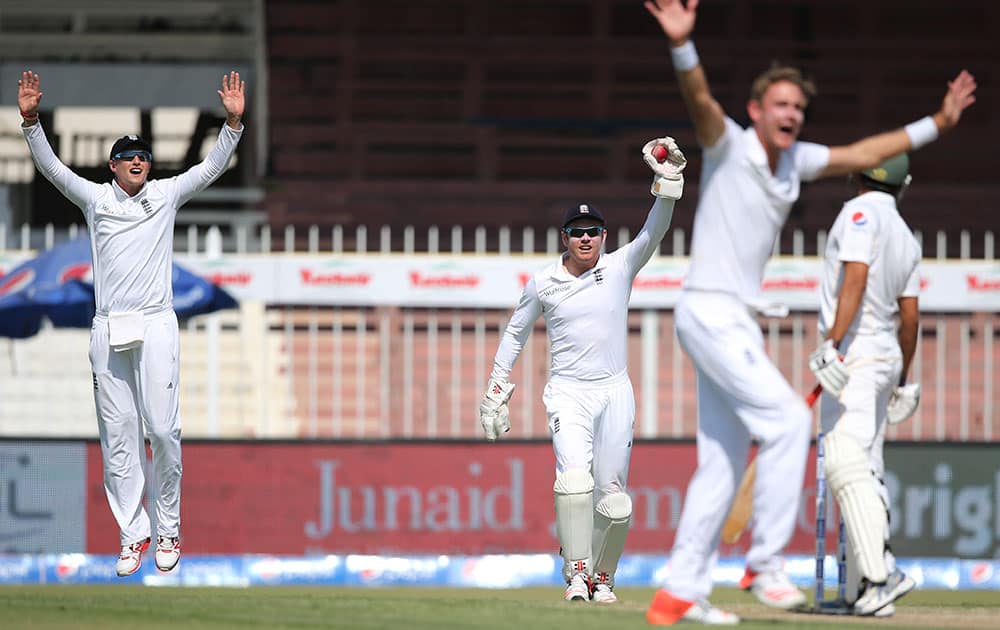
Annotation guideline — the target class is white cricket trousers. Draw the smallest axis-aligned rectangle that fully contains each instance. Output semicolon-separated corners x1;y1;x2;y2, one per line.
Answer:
90;308;182;546
665;291;811;601
819;334;900;452
543;371;635;501
819;334;901;600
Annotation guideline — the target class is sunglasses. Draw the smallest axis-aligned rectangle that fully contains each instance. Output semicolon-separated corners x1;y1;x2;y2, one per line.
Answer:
563;226;604;238
113;150;152;162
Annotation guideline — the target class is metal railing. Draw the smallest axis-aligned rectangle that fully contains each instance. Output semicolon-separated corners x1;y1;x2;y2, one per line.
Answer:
0;223;996;441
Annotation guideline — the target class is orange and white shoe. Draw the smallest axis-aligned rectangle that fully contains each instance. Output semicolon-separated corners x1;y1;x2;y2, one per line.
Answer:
739;567;807;610
564;572;590;602
591;571;618;603
592;583;618;604
155;535;181;572
116;537;150;577
646;589;739;626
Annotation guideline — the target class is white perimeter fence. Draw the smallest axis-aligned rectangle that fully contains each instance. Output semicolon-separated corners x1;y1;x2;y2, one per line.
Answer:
0;223;996;442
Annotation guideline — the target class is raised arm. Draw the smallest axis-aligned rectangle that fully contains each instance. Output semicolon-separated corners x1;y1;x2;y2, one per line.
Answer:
821;70;977;178
18;71;102;208
218;70;246;131
172;71;246;205
644;0;726;147
621;138;687;274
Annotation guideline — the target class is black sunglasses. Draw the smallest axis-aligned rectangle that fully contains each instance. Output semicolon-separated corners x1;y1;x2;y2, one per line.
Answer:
564;226;604;238
113;149;152;162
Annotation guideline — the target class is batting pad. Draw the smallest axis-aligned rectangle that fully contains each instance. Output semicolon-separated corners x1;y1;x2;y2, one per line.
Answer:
592;492;632;586
554;468;594;578
846;478;896;604
823;431;888;584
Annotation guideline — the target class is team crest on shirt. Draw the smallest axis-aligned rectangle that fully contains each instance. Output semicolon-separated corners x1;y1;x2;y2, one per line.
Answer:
141;199;153;215
851;211;868;227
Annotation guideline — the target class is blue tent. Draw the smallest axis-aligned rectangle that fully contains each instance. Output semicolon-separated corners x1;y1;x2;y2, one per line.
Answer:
0;235;238;339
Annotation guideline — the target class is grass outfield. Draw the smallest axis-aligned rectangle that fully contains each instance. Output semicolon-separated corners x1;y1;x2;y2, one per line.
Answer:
2;585;999;629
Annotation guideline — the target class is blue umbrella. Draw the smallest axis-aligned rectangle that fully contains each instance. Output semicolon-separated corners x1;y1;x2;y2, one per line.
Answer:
0;235;238;339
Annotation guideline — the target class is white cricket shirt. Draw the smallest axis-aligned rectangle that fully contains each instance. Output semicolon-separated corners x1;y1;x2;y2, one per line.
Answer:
24;123;242;316
490;197;674;383
685;117;829;304
818;190;921;345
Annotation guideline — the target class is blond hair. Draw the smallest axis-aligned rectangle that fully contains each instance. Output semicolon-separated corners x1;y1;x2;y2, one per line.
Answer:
749;65;817;104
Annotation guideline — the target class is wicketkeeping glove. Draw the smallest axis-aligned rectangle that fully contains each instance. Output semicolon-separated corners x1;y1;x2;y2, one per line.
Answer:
642;137;687;200
887;383;921;425
479;378;515;441
808;339;848;397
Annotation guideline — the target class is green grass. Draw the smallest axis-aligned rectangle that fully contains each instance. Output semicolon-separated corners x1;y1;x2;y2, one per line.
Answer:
1;585;999;629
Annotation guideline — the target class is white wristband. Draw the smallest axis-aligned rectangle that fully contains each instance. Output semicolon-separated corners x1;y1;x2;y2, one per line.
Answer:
671;41;699;72
904;115;938;150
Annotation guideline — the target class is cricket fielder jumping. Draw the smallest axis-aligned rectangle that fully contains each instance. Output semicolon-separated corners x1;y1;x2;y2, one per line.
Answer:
643;0;976;624
18;70;245;576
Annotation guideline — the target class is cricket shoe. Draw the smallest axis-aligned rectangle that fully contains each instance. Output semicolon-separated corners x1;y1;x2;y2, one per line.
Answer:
564;572;590;602
116;537;150;577
591;571;617;603
739;568;807;610
592;583;618;604
853;569;916;616
155;535;181;572
646;589;739;626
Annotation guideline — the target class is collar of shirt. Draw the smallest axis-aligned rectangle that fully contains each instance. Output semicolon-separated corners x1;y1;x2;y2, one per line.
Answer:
548;253;608;281
742;125;799;203
112;178;149;201
859;190;899;209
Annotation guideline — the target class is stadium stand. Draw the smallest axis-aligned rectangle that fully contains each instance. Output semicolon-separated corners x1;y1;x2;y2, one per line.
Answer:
265;0;996;256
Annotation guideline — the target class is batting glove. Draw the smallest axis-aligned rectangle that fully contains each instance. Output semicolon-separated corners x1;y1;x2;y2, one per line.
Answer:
887;383;921;425
479;378;515;441
808;339;848;397
642;137;686;200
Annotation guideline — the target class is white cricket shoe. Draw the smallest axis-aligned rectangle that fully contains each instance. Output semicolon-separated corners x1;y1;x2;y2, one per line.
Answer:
590;571;618;603
563;572;590;602
739;568;807;610
874;603;896;617
116;537;150;577
592;583;618;604
854;569;915;615
155;535;181;572
646;589;739;626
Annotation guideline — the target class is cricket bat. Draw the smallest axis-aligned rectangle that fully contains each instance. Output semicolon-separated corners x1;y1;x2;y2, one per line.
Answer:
720;384;823;544
720;458;756;544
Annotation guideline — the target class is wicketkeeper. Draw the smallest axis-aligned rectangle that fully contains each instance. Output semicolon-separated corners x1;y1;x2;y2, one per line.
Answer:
809;153;921;615
479;138;686;604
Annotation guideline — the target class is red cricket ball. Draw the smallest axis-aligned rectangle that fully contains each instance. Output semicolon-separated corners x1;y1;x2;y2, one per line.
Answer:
652;145;668;163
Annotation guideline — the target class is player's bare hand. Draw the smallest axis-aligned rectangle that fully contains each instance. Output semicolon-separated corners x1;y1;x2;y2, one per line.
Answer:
217;71;246;126
644;0;699;45
937;70;977;129
17;71;42;115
